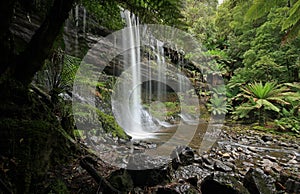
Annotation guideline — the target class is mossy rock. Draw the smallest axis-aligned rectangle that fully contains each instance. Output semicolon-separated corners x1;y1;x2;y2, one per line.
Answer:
73;103;130;140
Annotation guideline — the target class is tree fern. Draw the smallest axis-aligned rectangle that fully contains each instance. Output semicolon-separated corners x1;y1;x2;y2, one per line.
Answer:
234;81;293;125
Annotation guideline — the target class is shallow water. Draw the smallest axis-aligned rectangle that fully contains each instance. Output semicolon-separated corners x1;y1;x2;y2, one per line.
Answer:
143;122;216;155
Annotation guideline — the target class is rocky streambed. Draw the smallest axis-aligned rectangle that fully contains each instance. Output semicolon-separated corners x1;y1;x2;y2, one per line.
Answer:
53;125;299;193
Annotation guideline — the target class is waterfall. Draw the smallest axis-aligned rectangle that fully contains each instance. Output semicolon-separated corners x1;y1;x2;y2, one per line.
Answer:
156;40;166;102
83;7;86;35
113;10;175;139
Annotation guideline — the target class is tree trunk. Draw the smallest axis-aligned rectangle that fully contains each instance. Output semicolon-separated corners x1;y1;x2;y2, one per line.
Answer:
11;0;75;86
259;107;265;126
0;0;17;76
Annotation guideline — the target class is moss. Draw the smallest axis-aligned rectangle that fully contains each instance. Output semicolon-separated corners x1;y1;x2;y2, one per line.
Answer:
96;109;129;139
73;103;130;139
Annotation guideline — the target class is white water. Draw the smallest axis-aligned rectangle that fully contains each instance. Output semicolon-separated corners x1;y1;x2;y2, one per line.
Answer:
117;10;174;139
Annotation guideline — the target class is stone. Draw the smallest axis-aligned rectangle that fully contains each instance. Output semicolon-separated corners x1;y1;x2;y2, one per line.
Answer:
248;147;258;153
243;168;276;194
202;154;213;165
201;172;250;194
265;155;277;162
217;150;223;156
171;146;195;169
271;163;283;173
288;159;298;164
222;153;231;159
214;159;232;172
194;155;203;164
261;136;272;142
278;142;290;147
261;159;273;167
285;178;300;193
203;163;214;171
242;161;254;167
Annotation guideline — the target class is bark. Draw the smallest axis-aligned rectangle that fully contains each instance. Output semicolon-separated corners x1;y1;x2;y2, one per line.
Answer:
12;0;75;86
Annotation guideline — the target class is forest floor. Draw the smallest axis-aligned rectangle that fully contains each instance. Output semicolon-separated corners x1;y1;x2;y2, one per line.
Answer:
46;125;300;193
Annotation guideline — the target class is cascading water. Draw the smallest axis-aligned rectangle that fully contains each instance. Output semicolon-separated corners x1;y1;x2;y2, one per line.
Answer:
113;10;174;139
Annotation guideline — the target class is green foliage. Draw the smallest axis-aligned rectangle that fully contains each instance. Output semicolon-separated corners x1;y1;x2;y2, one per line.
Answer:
207;93;228;116
275;108;300;134
82;1;123;30
180;0;218;48
83;0;185;29
245;0;300;41
233;82;291;125
34;50;80;97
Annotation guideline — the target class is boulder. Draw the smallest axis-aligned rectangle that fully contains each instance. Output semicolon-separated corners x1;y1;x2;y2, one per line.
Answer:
243;168;276;194
171;146;195;169
201;172;250;194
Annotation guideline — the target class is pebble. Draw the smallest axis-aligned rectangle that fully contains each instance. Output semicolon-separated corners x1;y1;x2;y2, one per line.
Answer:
265;155;277;162
242;161;254;167
222;153;231;159
248;147;258;153
261;159;273;167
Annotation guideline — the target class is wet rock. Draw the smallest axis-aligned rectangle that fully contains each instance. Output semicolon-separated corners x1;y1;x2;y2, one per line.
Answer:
287;159;298;164
248;147;258;153
261;159;273;167
278;142;290;147
171;146;195;169
123;154;171;187
222;153;231;159
243;168;276;194
155;183;199;194
173;164;208;181
242;161;254;167
261;136;272;142
285;178;300;193
214;160;232;172
193;154;203;164
202;154;213;165
202;163;214;171
271;163;283;173
201;172;250;194
264;155;277;162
